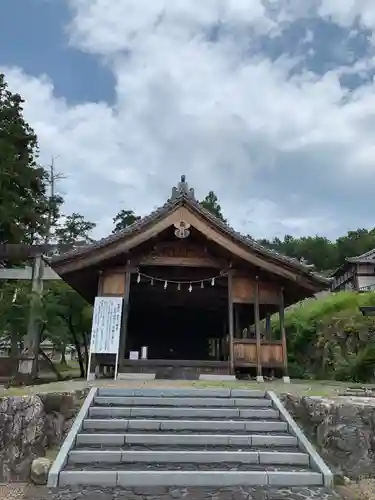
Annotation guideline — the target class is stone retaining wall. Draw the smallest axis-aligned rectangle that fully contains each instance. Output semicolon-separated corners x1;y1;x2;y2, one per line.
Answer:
0;389;88;482
282;393;375;480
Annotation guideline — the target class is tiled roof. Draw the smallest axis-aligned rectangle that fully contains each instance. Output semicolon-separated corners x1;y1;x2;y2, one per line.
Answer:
347;248;375;263
52;189;330;286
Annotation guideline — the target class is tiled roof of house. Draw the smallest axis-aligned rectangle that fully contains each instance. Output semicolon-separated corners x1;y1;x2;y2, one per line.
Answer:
347;248;375;263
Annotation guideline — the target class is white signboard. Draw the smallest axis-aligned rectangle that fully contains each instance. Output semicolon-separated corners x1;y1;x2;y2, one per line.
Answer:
90;296;123;354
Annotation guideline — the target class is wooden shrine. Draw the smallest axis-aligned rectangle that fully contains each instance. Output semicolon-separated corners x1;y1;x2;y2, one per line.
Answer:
51;176;330;380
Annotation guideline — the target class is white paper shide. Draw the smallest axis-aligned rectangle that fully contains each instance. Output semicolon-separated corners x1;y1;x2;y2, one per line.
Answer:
90;296;123;354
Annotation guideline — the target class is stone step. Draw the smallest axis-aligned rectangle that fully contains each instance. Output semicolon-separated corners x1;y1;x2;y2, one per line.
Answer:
75;432;298;447
83;418;289;432
58;469;323;487
94;396;272;407
68;449;310;466
88;406;280;419
97;388;266;398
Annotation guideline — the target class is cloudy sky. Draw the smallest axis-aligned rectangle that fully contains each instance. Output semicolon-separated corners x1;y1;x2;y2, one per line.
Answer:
1;0;375;241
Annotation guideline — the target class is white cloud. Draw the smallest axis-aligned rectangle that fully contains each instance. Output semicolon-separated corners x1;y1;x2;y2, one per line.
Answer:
2;0;375;241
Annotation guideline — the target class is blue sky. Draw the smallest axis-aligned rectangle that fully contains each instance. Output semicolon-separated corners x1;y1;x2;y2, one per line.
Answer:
1;0;375;241
0;0;114;104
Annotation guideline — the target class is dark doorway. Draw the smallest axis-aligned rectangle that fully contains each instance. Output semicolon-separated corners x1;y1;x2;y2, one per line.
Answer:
126;267;229;361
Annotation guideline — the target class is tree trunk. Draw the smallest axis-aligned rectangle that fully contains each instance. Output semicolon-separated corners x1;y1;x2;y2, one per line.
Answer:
39;348;63;381
10;333;19;376
83;331;89;373
68;314;85;378
60;346;67;366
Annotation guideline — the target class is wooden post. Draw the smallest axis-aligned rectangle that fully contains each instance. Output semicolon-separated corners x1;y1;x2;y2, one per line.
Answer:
118;268;132;371
254;276;263;382
279;287;290;383
87;271;104;380
265;312;271;339
234;304;240;339
227;271;235;374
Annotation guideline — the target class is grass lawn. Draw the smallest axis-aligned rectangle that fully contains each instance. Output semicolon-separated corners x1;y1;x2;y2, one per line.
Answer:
0;376;367;398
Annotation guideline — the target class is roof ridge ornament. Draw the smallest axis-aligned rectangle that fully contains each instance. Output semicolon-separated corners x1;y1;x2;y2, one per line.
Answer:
171;174;196;201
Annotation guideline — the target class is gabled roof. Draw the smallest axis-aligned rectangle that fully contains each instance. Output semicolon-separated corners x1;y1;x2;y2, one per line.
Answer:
330;247;375;278
51;176;330;288
347;248;375;263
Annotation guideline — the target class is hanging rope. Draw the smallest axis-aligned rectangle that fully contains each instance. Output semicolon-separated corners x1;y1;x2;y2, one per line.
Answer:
135;268;228;288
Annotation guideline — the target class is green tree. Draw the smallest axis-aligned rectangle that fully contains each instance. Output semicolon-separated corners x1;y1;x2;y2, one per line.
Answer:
0;74;56;250
112;209;140;233
200;191;226;222
55;213;96;246
42;281;92;378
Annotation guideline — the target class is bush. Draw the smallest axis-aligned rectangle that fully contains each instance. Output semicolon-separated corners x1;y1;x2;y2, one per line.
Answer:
274;291;375;381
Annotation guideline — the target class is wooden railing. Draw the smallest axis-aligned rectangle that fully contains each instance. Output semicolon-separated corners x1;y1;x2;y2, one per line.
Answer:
233;339;284;367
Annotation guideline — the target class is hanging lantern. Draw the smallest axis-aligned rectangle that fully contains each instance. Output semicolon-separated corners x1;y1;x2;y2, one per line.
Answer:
164;281;168;290
201;281;204;289
177;283;181;291
188;283;192;292
137;273;141;283
211;277;215;286
150;278;154;286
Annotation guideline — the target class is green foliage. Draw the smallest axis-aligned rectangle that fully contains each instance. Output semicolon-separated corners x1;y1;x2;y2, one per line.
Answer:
0;74;60;249
112;209;140;233
258;229;375;272
200;191;226;223
0;281;31;348
276;291;375;382
55;212;96;246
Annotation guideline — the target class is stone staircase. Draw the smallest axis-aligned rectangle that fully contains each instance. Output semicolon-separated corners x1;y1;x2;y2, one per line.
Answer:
48;387;332;489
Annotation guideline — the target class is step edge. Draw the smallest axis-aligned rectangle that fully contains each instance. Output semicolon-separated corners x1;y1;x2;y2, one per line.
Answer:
58;469;323;487
47;387;98;488
267;391;333;488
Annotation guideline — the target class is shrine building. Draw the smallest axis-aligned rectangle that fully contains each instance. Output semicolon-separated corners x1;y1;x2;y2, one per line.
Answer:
51;176;330;381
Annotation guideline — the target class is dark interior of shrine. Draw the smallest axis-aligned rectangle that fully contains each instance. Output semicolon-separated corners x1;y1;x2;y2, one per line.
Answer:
126;266;229;361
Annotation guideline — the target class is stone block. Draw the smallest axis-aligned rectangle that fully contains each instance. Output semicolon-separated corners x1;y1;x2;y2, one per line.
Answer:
245;421;287;432
239;409;279;419
234;398;272;407
68;450;122;463
116;470;268;487
259;451;309;465
127;419;161;430
30;457;52;485
251;434;298;447
83;419;128;431
76;433;125;446
230;389;266;398
267;471;322;486
59;471;117;486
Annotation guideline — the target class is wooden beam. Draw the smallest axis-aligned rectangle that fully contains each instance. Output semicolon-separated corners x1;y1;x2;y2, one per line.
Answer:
279;287;289;381
0;265;60;281
254;276;262;381
138;256;223;268
228;270;234;374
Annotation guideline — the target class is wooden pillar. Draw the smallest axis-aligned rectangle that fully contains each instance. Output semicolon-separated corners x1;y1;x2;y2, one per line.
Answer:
119;268;132;371
279;287;290;383
234;304;240;339
265;313;272;339
227;271;235;374
254;276;263;382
